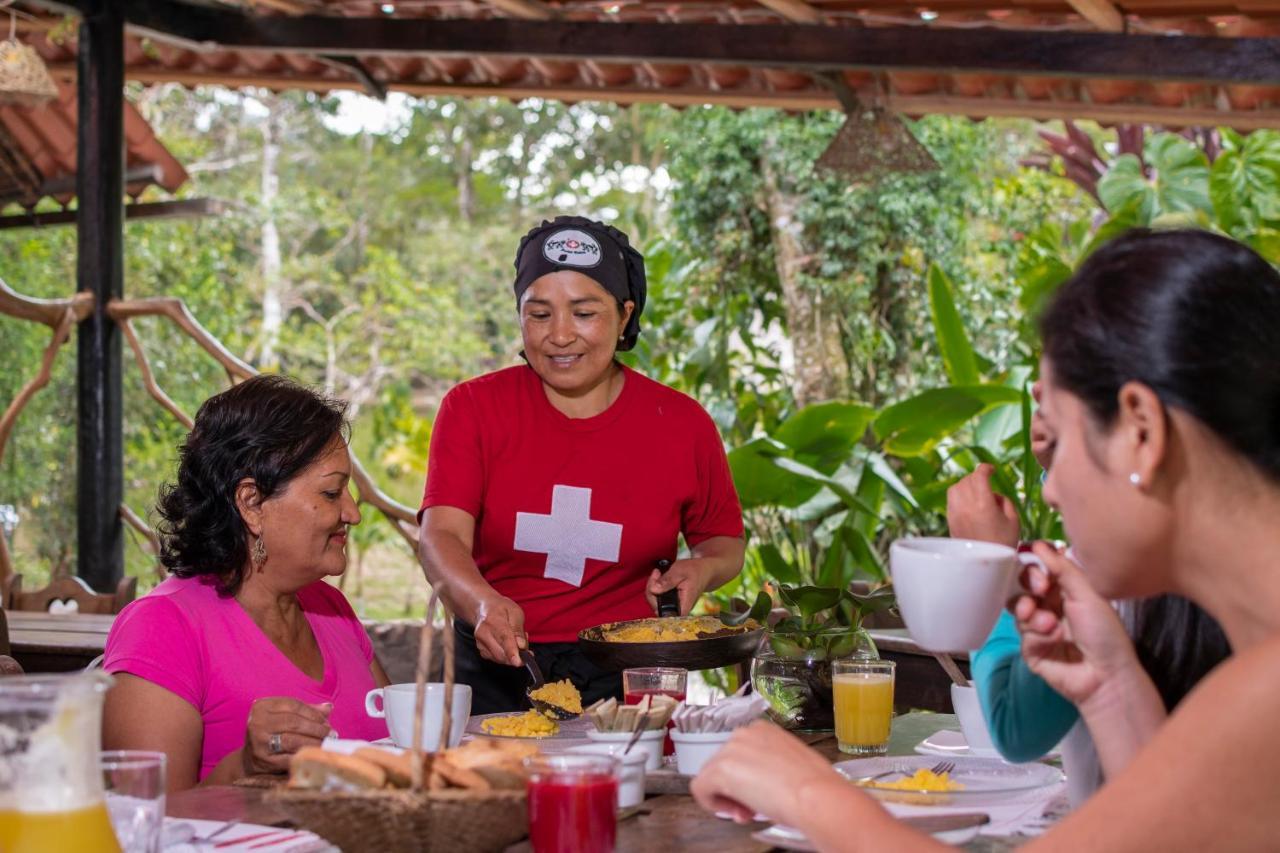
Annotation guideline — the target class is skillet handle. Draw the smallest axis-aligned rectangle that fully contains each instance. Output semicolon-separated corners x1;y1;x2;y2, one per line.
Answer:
655;559;681;618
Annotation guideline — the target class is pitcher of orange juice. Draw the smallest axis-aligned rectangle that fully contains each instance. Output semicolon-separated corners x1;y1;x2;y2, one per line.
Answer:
0;672;122;852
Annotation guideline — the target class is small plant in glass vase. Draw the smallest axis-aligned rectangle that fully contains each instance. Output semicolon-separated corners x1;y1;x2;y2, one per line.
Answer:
751;584;896;731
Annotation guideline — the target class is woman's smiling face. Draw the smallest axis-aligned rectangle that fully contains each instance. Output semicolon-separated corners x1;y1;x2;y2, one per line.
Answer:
519;270;634;396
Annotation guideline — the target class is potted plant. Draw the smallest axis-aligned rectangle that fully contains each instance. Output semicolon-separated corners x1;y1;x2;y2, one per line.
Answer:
750;584;896;731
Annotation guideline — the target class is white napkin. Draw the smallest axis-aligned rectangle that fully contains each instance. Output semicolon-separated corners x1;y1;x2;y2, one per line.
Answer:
882;782;1067;837
672;693;769;733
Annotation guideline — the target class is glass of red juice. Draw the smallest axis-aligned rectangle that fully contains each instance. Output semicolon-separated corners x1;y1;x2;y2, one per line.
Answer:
623;667;687;756
526;754;620;853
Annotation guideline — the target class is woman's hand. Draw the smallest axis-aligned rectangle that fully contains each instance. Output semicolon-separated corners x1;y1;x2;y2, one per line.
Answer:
474;593;528;666
1014;543;1141;707
946;464;1021;548
241;697;333;775
691;721;846;825
646;558;717;616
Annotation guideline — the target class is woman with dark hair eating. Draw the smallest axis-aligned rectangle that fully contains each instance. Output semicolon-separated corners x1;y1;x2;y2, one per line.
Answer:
690;229;1280;850
418;216;746;714
102;375;390;792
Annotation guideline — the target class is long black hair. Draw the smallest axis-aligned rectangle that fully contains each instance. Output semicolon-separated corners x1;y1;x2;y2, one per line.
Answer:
1128;595;1231;710
1040;228;1280;482
156;375;349;596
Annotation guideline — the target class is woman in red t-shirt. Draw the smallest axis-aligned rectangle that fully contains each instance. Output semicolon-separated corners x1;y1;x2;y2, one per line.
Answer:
418;216;746;714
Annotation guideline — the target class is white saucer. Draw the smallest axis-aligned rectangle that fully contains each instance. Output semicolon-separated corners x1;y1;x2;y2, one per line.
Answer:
915;729;1060;760
752;819;981;849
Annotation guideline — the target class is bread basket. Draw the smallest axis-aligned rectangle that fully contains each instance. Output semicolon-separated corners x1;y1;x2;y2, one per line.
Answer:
267;594;528;852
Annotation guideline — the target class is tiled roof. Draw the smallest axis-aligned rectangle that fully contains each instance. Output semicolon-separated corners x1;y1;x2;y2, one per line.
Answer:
0;80;187;209
17;1;1280;127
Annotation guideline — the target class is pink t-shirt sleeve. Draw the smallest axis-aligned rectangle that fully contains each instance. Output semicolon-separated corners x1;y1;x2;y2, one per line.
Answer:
682;406;745;547
419;385;485;522
103;595;204;711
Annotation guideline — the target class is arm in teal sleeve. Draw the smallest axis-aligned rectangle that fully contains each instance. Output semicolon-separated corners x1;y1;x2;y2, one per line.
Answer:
970;611;1079;763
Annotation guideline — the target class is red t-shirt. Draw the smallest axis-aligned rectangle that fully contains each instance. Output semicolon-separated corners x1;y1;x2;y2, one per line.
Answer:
420;363;744;643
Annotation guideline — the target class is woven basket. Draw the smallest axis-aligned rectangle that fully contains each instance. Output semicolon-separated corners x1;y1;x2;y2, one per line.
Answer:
267;596;529;852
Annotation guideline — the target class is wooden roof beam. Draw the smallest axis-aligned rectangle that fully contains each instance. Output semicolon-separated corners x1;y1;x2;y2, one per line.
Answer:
29;1;1280;87
755;0;824;25
1066;0;1126;33
482;0;560;21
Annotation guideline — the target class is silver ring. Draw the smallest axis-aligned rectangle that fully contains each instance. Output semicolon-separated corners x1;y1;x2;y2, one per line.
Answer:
268;732;283;755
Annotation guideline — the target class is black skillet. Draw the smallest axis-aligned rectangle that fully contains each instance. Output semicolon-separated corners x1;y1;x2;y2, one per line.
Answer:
577;560;766;672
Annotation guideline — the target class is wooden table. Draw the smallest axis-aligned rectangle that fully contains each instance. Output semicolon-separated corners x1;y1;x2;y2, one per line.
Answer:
6;611;114;672
168;713;1048;852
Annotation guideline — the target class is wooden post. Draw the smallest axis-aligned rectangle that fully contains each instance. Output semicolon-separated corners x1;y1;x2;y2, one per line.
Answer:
75;0;125;592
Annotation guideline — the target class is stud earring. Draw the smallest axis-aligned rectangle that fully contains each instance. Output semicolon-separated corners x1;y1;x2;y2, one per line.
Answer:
1129;472;1141;487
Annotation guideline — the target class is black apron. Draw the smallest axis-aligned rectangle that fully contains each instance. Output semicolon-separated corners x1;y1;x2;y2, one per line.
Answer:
452;620;623;715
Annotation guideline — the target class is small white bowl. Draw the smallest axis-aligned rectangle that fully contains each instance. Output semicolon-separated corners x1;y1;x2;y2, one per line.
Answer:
566;744;648;808
671;730;732;776
586;728;665;771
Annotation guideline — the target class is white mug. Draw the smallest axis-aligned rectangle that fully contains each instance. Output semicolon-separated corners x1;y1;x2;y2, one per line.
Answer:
365;683;472;750
949;684;999;758
890;537;1020;652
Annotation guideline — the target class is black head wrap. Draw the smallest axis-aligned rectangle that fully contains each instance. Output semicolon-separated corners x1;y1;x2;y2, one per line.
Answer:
513;215;647;351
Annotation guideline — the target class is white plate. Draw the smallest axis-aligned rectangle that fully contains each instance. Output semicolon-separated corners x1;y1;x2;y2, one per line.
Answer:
834;755;1063;807
751;819;981;849
915;729;1061;761
464;711;594;747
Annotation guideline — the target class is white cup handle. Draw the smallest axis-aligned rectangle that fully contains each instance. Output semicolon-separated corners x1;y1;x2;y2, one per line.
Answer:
365;688;386;719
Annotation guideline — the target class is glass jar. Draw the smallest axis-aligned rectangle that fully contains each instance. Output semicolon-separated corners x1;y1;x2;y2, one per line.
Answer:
750;628;877;732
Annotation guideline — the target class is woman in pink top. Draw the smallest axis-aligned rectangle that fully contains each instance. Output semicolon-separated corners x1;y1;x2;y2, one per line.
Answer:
103;376;390;791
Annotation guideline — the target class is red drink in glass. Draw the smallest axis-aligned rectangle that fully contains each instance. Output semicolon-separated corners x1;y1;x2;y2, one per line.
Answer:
527;756;619;853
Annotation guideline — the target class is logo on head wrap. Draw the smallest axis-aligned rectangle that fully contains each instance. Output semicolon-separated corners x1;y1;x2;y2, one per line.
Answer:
542;229;602;268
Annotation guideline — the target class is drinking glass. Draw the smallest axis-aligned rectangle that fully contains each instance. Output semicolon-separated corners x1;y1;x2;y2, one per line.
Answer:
832;659;895;756
526;754;619;853
622;667;687;756
101;751;166;853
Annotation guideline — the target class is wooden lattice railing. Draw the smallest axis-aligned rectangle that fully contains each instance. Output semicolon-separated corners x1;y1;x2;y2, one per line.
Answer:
0;278;420;586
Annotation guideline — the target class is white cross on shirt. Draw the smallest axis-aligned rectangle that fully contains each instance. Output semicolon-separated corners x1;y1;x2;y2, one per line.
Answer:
513;485;623;587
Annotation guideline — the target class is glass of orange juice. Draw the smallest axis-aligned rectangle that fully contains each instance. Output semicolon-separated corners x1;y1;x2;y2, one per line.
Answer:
832;659;895;756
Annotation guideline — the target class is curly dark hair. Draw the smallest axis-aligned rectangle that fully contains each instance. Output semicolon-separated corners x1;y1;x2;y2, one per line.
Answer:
156;375;350;596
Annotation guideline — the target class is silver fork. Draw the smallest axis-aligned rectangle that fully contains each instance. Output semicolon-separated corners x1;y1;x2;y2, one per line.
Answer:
860;760;955;784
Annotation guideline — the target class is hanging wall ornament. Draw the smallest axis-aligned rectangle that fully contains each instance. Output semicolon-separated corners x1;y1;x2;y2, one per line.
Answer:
0;8;58;108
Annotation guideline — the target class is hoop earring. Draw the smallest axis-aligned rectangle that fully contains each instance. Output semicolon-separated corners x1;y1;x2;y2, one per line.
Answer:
252;535;267;571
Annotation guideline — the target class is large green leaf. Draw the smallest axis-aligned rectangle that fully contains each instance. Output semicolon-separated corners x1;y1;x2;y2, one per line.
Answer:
1211;130;1280;235
756;542;802;585
728;437;821;509
927;263;980;386
873;385;1023;456
779;585;843;620
1097;135;1211;224
773;401;876;474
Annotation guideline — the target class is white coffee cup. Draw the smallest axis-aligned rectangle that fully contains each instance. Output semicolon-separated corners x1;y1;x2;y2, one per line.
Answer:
890;537;1020;652
949;684;999;758
365;683;472;750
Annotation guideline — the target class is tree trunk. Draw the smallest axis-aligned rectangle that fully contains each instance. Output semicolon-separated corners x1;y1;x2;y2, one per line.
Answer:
259;103;284;370
457;136;475;224
759;141;850;408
